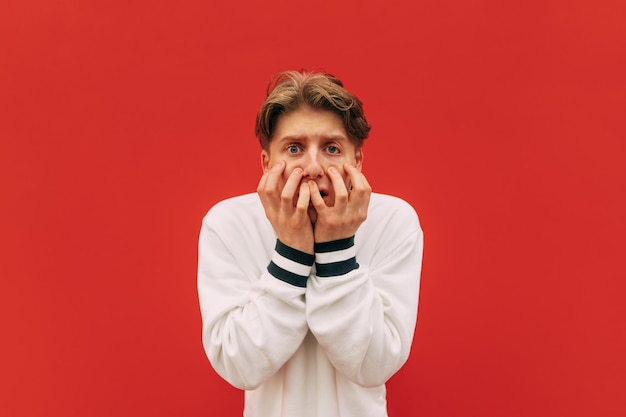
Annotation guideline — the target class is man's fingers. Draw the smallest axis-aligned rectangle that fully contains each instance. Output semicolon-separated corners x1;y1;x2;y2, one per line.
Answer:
310;180;330;210
281;168;303;208
344;163;366;190
257;172;268;192
327;166;349;205
296;182;311;211
263;160;285;193
345;163;371;200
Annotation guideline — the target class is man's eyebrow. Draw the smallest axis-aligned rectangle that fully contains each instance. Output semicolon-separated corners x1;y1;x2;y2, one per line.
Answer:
324;134;349;141
277;136;305;142
278;134;348;141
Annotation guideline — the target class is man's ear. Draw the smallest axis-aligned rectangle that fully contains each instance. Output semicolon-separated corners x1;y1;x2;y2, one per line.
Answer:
261;150;270;173
354;149;364;171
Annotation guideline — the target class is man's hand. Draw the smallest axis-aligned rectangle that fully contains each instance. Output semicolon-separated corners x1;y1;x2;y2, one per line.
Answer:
257;161;315;254
309;163;371;243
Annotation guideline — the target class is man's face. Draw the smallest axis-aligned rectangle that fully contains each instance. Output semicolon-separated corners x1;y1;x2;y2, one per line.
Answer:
261;106;363;222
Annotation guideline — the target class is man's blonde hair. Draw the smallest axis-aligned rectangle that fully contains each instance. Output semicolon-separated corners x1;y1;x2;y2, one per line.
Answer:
255;70;371;150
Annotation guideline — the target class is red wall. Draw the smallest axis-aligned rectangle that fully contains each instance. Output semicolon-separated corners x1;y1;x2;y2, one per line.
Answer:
2;1;625;416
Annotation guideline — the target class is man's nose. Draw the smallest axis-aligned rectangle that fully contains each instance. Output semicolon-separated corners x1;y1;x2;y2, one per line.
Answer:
302;149;323;179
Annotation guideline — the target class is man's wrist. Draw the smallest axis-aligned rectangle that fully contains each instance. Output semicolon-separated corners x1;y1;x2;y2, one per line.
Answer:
267;239;315;287
314;236;359;277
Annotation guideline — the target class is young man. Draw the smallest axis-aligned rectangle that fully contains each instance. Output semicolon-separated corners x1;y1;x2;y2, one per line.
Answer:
198;70;423;417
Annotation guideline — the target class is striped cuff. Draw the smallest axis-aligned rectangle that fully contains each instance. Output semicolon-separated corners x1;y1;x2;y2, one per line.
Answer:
314;236;359;277
267;240;314;287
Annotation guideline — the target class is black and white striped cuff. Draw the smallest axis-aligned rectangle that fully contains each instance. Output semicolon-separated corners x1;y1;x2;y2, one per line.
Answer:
267;240;314;287
314;236;359;277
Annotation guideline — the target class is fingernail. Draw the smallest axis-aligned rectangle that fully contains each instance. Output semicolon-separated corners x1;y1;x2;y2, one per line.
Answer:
328;167;336;173
294;168;302;175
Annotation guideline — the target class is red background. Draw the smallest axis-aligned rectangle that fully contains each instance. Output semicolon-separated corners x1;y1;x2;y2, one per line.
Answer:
2;1;625;416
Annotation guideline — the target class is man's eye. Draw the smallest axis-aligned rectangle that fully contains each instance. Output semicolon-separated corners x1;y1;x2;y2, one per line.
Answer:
327;145;339;154
287;145;300;154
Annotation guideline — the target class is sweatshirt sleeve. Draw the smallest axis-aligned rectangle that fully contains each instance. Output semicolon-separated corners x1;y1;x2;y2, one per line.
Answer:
197;203;312;390
305;200;423;387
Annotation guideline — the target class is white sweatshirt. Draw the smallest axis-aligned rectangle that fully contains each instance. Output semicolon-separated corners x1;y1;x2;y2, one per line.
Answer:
198;193;423;417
